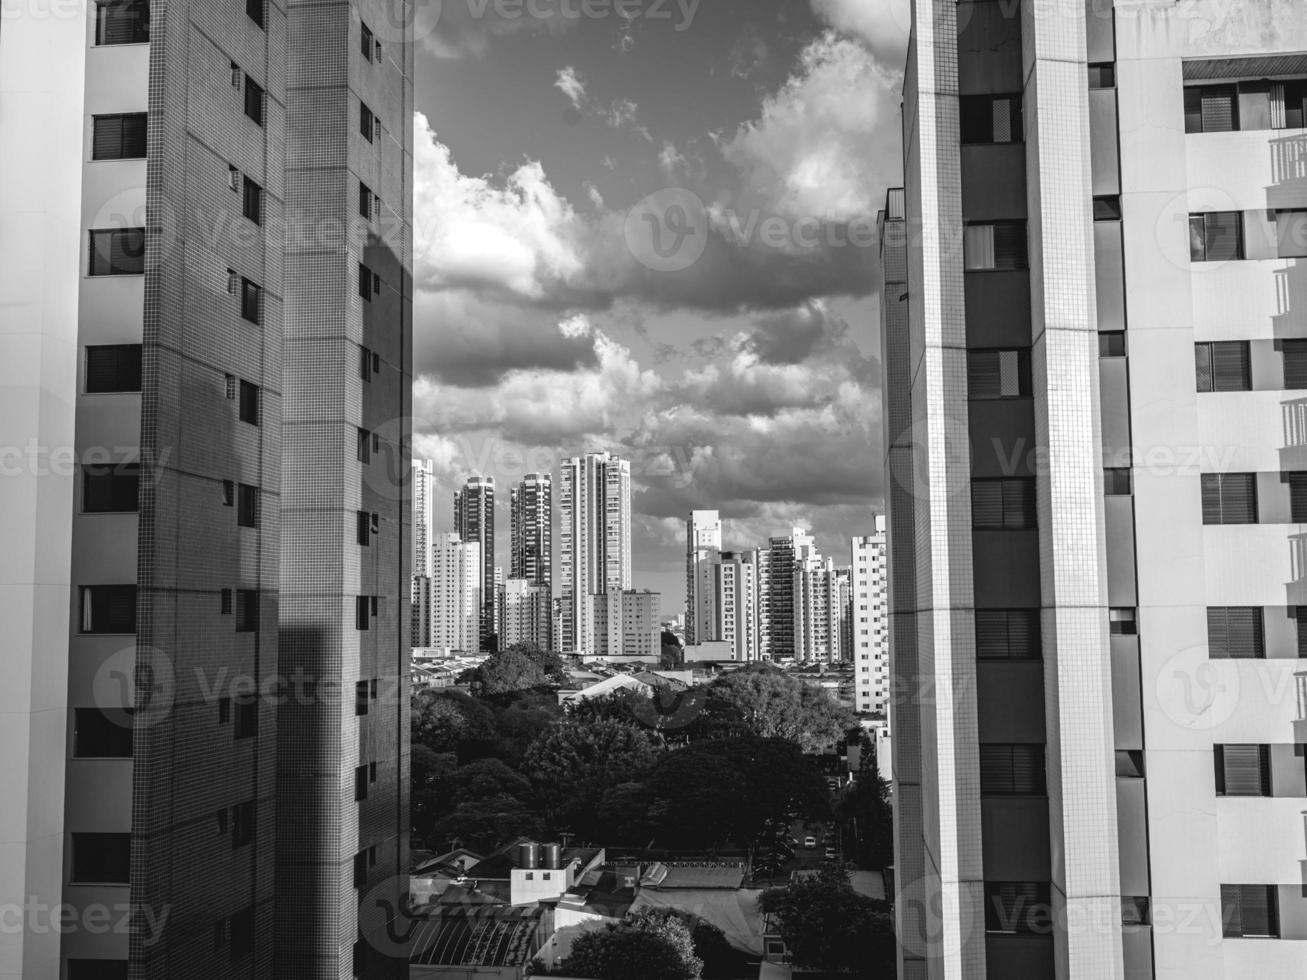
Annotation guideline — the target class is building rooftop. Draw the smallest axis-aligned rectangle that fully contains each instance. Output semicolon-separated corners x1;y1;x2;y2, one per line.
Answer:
409;906;543;968
639;862;747;889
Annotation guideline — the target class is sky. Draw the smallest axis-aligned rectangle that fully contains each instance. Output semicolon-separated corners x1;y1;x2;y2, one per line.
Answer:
409;0;911;614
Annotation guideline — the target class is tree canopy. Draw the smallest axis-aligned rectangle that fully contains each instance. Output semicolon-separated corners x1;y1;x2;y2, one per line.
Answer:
759;869;896;977
702;663;855;752
463;642;570;697
557;909;702;980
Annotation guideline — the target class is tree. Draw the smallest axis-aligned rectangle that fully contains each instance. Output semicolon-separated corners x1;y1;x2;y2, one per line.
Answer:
411;689;498;760
466;643;569;697
759;869;896;977
558;910;702;980
660;629;683;669
429;758;540;851
410;745;458;845
836;738;894;869
524;718;664;838
704;664;854;752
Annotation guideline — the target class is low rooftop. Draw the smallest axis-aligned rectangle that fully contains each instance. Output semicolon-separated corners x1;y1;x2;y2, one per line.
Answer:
409;906;543;968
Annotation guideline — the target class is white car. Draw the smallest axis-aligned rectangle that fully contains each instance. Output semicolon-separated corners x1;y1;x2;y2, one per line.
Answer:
803;835;817;848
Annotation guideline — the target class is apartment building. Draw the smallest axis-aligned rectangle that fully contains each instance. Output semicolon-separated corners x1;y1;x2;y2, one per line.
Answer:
454;475;495;647
510;472;552;646
887;1;1307;977
423;534;482;654
413;458;435;578
501;578;551;649
685;509;723;645
851;521;888;716
716;550;760;662
558;453;631;657
0;3;414;976
586;588;661;661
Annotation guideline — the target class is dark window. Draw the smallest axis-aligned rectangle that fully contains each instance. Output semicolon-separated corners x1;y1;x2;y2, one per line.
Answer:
67;960;129;980
369;761;377;782
222;479;235;506
1104;468;1132;495
240;279;262;324
1109;607;1137;636
1283;340;1307;390
354;850;369;888
1221;885;1279;938
356;596;371;630
1284;472;1307;522
975;609;1041;659
359;262;373;300
984;882;1052;935
92;113;147;160
979;744;1046;795
80;585;136;634
1122;897;1151;927
1115;750;1146;778
231;801;255;847
1200;472;1258;524
361;102;376;142
963;221;1028;270
234;698;257;738
235;590;258;633
971;478;1037;529
73;707;133;758
1093;195;1122;221
959;94;1022;144
242;177;263;225
1189;212;1245;262
229;907;254;960
355;765;369;801
1099;331;1127;358
967;349;1031;399
1215;744;1271;796
221;588;233;615
1185;84;1238;133
238;381;260;426
358;428;371;464
359;182;374;220
1207;606;1265;659
237;483;259;528
1088;63;1115;89
356;680;370;716
89;228;145;276
357;511;371;546
243;76;265;126
71;833;130;884
360;346;373;380
361;21;375;59
1287;80;1307;130
86;344;142;393
83;463;140;513
1195;341;1251;392
1277;209;1307;259
95;0;149;44
246;0;264;27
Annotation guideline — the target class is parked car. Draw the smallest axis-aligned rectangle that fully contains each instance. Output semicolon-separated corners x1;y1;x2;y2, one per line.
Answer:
803;835;817;848
824;847;838;860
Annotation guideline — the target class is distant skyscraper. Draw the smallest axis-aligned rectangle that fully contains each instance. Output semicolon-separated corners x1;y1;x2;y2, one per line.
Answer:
759;528;815;659
558;452;631;656
716;550;760;661
413;459;436;578
685;510;723;645
502;579;551;649
587;589;661;660
454;476;496;648
851;520;888;714
511;473;553;645
425;534;482;653
795;554;839;662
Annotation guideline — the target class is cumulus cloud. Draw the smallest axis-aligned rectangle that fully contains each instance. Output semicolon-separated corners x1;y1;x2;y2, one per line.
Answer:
810;0;913;66
419;0;578;59
554;66;587;108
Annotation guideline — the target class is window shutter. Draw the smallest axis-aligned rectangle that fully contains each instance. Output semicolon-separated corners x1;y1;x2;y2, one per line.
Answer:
1221;744;1269;796
1286;472;1307;522
1237;80;1272;131
963;225;995;270
992;222;1028;268
1286;341;1307;389
1220;884;1243;937
93;116;122;159
1223;473;1257;523
1211;341;1251;391
1208;607;1264;659
971;482;1005;528
1204;212;1244;261
1184;86;1204;132
992;96;1013;142
1003;479;1037;527
1200;474;1223;523
1276;209;1307;259
1241;885;1276;938
980;745;1014;794
968;351;1001;399
1200;85;1237;132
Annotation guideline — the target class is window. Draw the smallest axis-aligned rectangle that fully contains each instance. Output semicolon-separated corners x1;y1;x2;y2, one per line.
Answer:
967;349;1031;399
243;75;265;126
354;851;369;888
1088;63;1115;89
222;479;235;506
221;588;233;614
219;697;231;724
239;380;260;426
361;102;376;142
1195;341;1251;392
1276;209;1307;259
242;177;263;225
1103;468;1132;495
1189;212;1244;262
226;374;237;399
360;346;373;380
234;697;257;738
1215;744;1271;796
95;0;149;44
975;609;1041;659
984;882;1051;934
1207;606;1265;659
356;596;371;630
1122;897;1151;927
360;182;374;220
235;590;259;633
1283;340;1307;390
1221;885;1279;938
1093;195;1122;221
359;262;374;300
71;833;130;884
1099;331;1127;358
355;765;369;801
1185;84;1238;133
979;744;1046;795
1186;79;1307;133
240;279;262;324
370;761;378;782
959;94;1022;144
228;907;254;959
1115;750;1146;778
73;708;133;758
1201;472;1258;524
236;483;259;527
358;428;371;463
67;960;128;980
85;344;142;393
1109;607;1137;636
357;511;372;546
92;113;147;160
356;680;370;716
83;463;140;513
80;585;136;634
231;801;255;847
89;228;145;276
246;0;264;27
971;478;1037;529
963;221;1028;270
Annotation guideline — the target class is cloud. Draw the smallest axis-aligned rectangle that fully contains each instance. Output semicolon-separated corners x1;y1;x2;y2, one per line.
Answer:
728;27;771;79
419;0;578;59
554;66;587;109
810;0;913;66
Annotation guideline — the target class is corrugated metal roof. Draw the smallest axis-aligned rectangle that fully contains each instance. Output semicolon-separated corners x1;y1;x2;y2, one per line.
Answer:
1184;55;1307;80
409;906;542;967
